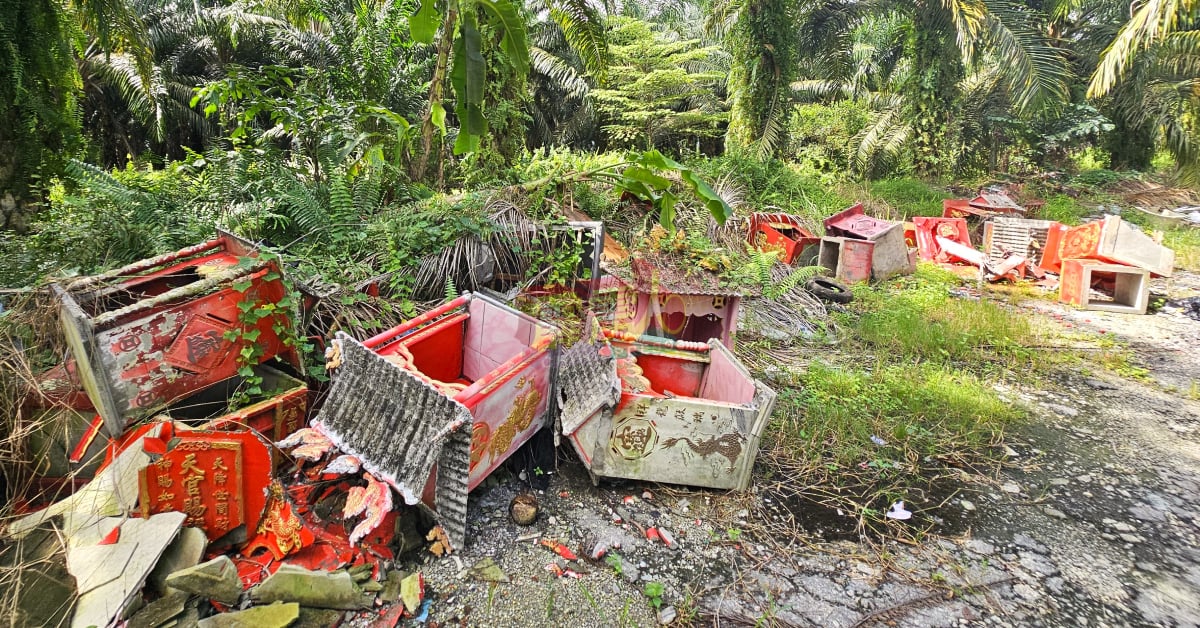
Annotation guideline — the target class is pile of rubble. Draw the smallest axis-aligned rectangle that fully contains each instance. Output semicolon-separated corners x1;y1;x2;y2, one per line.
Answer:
2;228;777;626
3;188;1179;626
745;188;1176;316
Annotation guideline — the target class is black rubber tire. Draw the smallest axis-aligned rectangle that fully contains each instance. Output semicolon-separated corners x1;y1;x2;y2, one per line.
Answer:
805;277;853;304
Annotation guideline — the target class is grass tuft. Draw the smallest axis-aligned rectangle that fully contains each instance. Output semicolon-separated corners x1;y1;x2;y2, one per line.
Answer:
867;178;951;218
1037;195;1091;225
848;264;1037;370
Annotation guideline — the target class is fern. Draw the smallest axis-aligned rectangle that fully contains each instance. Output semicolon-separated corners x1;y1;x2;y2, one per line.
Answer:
444;276;459;300
328;173;355;240
768;265;823;299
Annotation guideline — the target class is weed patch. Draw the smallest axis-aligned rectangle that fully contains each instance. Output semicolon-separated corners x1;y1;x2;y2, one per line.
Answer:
1037;195;1091;225
1162;226;1200;271
849;265;1038;372
867;178;950;218
756;361;1021;538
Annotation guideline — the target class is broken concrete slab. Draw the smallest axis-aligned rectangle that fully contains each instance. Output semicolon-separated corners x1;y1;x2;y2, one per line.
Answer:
7;421;168;540
149;527;208;595
295;607;344;628
68;512;187;628
1059;215;1175;277
250;564;366;609
165;555;243;606
0;525;77;627
128;589;189;628
401;572;424;615
380;570;407;603
196;602;300;628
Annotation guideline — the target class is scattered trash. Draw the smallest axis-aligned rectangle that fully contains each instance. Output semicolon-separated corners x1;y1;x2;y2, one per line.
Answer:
886;501;913;521
1164;296;1200;321
539;539;578;561
870;435;888;447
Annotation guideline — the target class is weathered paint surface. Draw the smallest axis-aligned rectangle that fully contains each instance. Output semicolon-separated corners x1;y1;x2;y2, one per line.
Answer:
564;336;775;491
139;429;272;541
55;234;301;436
613;286;740;349
748;212;819;265
366;293;559;507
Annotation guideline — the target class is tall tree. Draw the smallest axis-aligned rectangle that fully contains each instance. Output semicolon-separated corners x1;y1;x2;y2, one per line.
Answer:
707;0;798;158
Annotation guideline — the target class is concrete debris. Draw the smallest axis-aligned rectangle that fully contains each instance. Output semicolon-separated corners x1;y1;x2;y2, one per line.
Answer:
70;512;187;628
250;564;367;609
165;555;243;606
197;602;300;628
400;572;425;615
148;527;207;595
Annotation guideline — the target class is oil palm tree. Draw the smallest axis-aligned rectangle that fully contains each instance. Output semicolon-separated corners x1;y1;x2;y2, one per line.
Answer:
709;0;1070;173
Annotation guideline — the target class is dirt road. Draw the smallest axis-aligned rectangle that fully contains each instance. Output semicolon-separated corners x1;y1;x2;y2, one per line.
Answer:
404;273;1200;627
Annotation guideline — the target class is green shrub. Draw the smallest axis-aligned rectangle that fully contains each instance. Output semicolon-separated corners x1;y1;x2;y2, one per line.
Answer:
787;101;870;175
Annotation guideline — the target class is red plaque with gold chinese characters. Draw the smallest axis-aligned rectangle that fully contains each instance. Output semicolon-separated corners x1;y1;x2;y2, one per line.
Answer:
139;430;271;540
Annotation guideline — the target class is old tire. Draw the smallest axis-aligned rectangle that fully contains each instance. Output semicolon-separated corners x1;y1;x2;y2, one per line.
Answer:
806;277;853;304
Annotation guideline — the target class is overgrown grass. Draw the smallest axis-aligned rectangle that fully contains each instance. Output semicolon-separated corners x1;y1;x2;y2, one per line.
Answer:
747;263;1044;538
866;178;951;218
1037;195;1091;225
1163;226;1200;271
848;265;1039;371
775;363;1021;469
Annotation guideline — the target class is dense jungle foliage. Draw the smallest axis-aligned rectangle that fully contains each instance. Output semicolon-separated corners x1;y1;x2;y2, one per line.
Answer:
0;0;1197;289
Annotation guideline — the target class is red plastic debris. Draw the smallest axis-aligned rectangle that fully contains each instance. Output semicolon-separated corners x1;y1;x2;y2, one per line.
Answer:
142;437;168;457
539;539;578;561
645;527;662;543
369;604;405;628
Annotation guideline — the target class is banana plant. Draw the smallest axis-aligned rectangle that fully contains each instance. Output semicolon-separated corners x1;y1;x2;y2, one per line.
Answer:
409;0;531;180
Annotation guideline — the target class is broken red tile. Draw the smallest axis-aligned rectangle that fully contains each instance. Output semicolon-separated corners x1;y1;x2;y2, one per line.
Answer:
539;539;577;561
369;604;405;628
645;527;662;543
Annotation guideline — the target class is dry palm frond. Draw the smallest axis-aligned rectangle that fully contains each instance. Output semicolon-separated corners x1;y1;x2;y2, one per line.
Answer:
411;235;497;301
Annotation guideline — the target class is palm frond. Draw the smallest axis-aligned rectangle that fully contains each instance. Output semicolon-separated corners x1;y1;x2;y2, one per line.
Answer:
1089;0;1196;97
703;0;748;40
547;0;610;81
530;47;591;100
982;0;1072;113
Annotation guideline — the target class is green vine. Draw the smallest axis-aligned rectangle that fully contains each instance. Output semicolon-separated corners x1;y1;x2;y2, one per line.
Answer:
224;253;325;410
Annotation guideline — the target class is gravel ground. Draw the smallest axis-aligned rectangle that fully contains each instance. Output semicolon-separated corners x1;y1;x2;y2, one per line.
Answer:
358;271;1200;627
